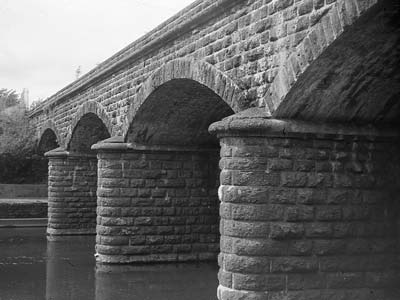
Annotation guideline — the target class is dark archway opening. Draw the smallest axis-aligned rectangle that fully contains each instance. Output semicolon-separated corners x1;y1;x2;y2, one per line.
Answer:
275;1;400;125
68;113;111;154
127;79;234;147
38;129;59;155
33;128;60;184
121;78;234;261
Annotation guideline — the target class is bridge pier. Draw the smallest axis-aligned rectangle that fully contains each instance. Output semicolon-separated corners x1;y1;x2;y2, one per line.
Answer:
210;110;400;300
93;137;220;264
45;148;98;238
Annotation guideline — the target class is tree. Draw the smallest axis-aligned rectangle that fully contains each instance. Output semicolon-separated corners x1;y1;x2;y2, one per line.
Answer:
0;88;20;111
0;88;39;183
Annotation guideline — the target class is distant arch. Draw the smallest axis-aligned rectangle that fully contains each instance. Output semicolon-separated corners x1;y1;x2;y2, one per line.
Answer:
64;101;113;150
35;122;60;183
37;120;61;149
37;128;59;155
122;59;245;138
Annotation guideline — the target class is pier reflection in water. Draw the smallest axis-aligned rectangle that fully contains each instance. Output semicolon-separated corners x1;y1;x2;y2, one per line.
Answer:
0;228;218;300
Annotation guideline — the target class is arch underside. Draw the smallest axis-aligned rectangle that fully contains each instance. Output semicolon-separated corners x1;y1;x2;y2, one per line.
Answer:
275;1;400;125
123;59;244;140
38;128;59;155
68;113;111;153
126;79;234;147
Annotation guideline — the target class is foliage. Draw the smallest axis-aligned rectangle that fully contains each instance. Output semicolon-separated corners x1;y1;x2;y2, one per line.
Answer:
0;93;46;183
0;88;20;111
0;111;35;156
30;99;43;110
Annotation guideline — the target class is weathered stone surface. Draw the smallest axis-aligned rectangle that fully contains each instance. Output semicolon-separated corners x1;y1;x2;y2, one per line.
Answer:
30;0;384;148
94;141;220;263
46;152;98;236
23;1;400;299
275;1;400;123
213;113;400;299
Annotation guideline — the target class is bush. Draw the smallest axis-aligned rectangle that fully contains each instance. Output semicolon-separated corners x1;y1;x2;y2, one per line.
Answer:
0;108;47;183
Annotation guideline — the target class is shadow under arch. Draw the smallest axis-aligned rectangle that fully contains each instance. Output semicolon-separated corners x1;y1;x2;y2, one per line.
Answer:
273;0;400;124
65;101;113;152
37;120;61;151
122;58;245;141
38;128;59;155
32;124;60;184
125;78;235;147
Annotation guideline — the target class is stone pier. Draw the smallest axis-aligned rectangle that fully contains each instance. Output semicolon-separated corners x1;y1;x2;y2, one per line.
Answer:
45;148;98;238
210;110;400;300
93;137;220;264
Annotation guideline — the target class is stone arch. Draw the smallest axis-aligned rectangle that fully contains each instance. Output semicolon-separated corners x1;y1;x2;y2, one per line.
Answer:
96;60;238;265
37;128;59;155
273;0;400;123
37;120;61;150
124;79;236;146
34;122;61;184
65;101;113;150
265;0;380;115
122;58;245;138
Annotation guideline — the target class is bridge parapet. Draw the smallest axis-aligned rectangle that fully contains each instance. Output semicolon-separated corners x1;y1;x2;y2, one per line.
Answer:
29;0;381;146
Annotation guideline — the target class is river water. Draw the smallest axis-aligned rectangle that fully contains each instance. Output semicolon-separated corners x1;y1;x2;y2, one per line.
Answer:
0;228;218;300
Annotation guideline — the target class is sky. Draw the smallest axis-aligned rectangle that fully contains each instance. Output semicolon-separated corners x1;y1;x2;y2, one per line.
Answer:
0;0;194;105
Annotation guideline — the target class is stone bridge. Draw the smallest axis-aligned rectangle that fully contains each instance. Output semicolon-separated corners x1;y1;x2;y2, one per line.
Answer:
29;0;400;299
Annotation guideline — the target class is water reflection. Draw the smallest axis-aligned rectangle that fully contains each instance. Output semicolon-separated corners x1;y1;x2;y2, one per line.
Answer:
95;264;218;300
0;228;46;300
0;228;218;300
46;236;95;300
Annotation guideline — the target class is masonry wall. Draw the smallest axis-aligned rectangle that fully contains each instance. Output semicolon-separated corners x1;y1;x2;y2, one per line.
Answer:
30;0;377;142
0;201;47;219
96;149;220;263
217;134;400;299
47;155;98;236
